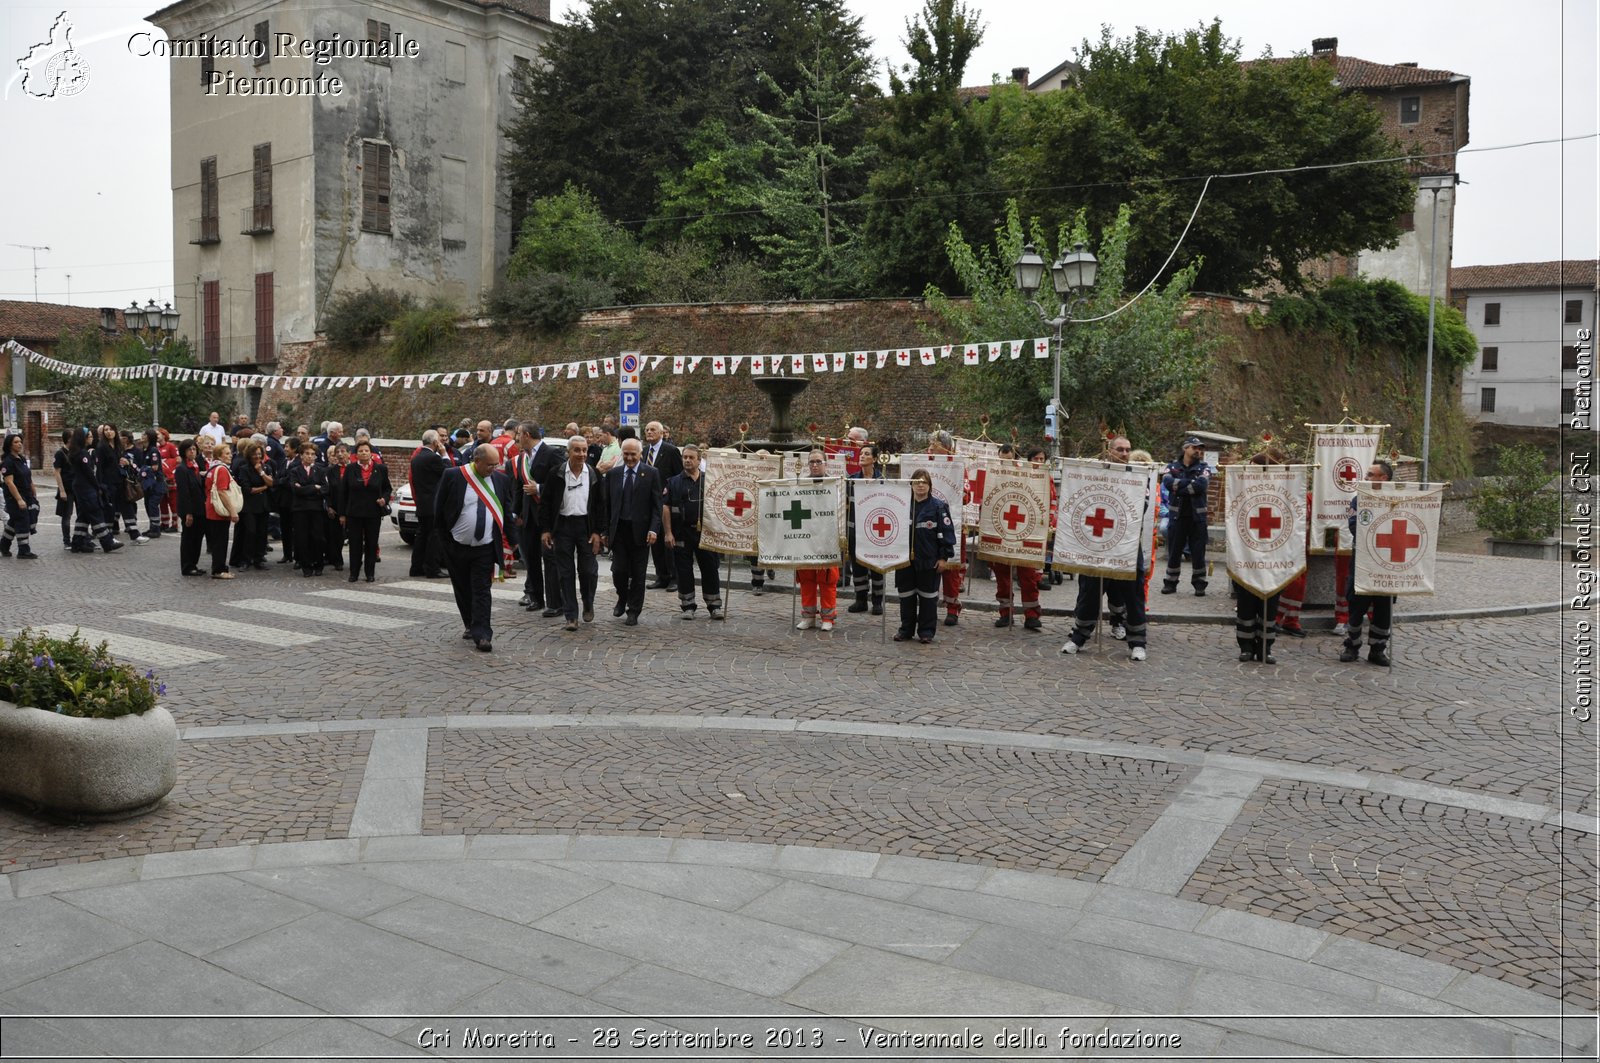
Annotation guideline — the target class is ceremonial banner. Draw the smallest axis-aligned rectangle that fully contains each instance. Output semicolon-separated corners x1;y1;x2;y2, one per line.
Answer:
1053;458;1154;579
898;453;964;518
822;437;864;475
758;478;845;568
1309;423;1384;552
851;480;912;574
976;462;1050;566
1224;464;1310;599
954;436;1000;528
700;450;784;557
1353;482;1444;596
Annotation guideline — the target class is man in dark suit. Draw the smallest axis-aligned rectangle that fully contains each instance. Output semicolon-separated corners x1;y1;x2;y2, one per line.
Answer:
409;429;448;578
540;434;606;631
642;420;683;590
602;438;662;625
512;421;565;615
434;443;515;652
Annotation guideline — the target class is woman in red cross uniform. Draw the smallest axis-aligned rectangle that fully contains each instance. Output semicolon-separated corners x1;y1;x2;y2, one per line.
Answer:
795;451;839;630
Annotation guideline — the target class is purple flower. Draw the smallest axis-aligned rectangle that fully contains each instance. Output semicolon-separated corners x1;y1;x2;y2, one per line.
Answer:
155;683;167;697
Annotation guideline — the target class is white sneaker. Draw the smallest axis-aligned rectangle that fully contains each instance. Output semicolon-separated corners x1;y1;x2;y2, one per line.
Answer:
1060;640;1080;655
133;534;150;544
1111;622;1127;641
819;620;834;632
1130;646;1147;662
1332;622;1348;636
796;618;815;630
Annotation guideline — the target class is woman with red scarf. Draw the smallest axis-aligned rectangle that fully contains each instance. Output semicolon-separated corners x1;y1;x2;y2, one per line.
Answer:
339;440;391;583
157;428;180;532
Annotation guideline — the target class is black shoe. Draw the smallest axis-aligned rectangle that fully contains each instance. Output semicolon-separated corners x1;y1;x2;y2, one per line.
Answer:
613;602;627;617
870;598;883;616
541;608;561;618
331;563;344;571
1338;646;1360;663
1193;585;1207;597
365;575;375;583
994;615;1013;628
893;631;912;642
1023;616;1042;631
1239;651;1253;662
475;638;493;653
1368;647;1391;667
582;606;595;623
0;543;11;557
278;556;293;564
302;568;314;577
943;614;959;627
101;539;123;553
847;596;869;613
349;574;359;583
1037;581;1051;592
145;530;161;539
16;550;38;560
623;614;639;626
1264;654;1278;664
313;567;324;576
1160;583;1177;595
462;630;474;639
1278;625;1307;638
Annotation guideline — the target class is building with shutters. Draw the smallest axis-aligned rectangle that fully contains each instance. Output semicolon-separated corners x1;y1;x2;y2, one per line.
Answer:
149;0;552;375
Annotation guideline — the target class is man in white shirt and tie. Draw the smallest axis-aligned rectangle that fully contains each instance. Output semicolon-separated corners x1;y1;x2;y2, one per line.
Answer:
434;444;515;652
643;421;682;590
540;435;606;632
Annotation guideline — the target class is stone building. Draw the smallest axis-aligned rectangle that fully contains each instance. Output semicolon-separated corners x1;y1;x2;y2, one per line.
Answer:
147;0;553;377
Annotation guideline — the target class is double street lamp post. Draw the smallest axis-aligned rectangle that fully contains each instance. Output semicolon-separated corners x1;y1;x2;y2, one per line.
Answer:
121;299;180;431
1012;242;1098;459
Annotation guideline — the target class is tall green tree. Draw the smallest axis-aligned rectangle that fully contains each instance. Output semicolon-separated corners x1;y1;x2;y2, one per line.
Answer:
645;119;770;255
925;200;1212;453
990;22;1414;295
504;0;875;228
860;0;992;295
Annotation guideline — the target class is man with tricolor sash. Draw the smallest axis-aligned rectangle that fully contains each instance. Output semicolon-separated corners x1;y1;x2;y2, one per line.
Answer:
435;443;517;652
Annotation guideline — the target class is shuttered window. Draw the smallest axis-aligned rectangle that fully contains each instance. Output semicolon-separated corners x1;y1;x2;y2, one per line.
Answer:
203;281;220;364
251;143;272;230
361;141;391;233
254;273;275;362
200;157;219;243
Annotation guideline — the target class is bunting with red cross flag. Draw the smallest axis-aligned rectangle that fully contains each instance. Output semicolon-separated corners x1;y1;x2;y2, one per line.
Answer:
851;479;913;574
699;449;784;557
757;478;846;568
1353;481;1444;596
976;460;1051;567
1053;457;1156;579
1224;463;1310;599
1308;423;1386;553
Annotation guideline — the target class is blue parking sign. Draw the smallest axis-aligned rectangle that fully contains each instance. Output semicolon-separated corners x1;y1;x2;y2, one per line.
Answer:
620;388;640;415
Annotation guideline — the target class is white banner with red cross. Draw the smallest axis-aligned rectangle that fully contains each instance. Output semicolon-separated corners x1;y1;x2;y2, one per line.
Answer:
1353;482;1444;596
898;453;964;520
1308;423;1384;553
976;461;1051;567
757;478;846;568
953;437;999;528
1052;458;1155;579
1224;464;1311;599
851;479;913;574
700;450;785;557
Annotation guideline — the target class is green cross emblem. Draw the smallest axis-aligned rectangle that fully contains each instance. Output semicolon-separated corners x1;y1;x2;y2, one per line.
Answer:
781;499;812;529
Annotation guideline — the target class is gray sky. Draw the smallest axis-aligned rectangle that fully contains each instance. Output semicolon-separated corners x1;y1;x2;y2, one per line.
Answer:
1;0;1594;308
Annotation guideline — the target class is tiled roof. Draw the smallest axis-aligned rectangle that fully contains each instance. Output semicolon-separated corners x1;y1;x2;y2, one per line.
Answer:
1450;261;1600;293
1331;56;1463;90
0;301;121;344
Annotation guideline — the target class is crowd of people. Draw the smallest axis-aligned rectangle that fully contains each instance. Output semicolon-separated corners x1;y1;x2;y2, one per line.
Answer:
6;411;1392;665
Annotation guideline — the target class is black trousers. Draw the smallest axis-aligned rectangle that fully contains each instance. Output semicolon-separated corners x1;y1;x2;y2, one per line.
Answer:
1234;582;1281;658
553;515;598;621
518;518;547;606
650;537;675;585
610;523;649;617
444;539;498;640
293;510;325;571
411;514;441;576
674;537;722;611
895;566;940;638
180;516;205;573
1069;573;1148;649
346;516;381;579
230;510;265;566
56;495;73;545
324;513;344;567
1164;512;1208;588
204;517;231;574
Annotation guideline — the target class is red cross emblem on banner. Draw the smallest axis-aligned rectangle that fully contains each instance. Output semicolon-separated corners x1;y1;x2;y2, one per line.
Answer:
872;515;894;538
1083;507;1115;538
725;491;753;517
1248;506;1282;540
1338;464;1360;484
1376;519;1421;562
713;359;724;372
1002;504;1027;531
1035;339;1049;356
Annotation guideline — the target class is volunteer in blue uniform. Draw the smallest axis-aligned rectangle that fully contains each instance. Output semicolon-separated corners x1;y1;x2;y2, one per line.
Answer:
893;469;957;644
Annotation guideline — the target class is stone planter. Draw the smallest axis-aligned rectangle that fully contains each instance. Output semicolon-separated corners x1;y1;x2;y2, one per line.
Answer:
1486;536;1561;561
0;700;178;819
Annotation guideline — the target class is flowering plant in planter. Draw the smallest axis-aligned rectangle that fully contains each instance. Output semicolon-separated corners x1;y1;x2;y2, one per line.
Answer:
0;629;166;719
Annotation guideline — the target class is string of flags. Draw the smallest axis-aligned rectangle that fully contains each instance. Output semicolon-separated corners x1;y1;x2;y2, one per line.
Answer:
3;336;1053;390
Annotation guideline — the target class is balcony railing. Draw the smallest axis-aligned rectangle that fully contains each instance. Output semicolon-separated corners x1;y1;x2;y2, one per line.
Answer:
188;217;221;245
241;205;274;235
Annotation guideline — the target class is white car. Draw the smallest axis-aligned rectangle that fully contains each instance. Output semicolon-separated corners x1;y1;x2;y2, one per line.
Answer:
389;481;419;544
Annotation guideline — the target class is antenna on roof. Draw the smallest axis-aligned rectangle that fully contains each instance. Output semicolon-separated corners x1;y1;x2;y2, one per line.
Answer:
8;244;50;302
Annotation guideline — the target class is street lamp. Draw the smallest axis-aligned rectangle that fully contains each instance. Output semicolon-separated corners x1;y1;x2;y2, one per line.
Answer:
1418;172;1457;484
124;298;181;430
1012;241;1098;459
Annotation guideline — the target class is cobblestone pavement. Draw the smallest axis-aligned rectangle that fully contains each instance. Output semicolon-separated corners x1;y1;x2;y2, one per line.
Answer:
2;525;1595;1025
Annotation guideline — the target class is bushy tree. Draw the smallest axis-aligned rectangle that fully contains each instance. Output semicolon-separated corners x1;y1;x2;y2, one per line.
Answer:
646;119;770;255
926;200;1212;452
1470;443;1561;541
504;185;641;294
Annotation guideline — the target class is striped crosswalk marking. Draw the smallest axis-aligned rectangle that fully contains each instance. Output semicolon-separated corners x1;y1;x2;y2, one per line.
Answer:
35;624;224;667
386;579;526;602
309;589;462;614
125;610;326;646
232;599;419;630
